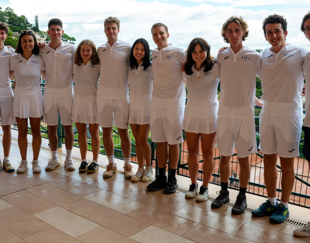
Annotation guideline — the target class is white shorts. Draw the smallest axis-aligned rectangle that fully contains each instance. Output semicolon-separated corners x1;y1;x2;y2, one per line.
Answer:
150;106;184;145
217;116;257;158
72;99;97;124
129;108;150;125
260;114;302;158
183;111;217;134
97;98;129;129
44;96;72;126
0;96;14;125
14;93;43;119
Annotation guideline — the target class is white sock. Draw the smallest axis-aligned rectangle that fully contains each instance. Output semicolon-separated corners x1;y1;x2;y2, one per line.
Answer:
66;150;72;160
52;151;58;160
107;155;115;166
268;197;277;206
21;160;28;165
280;201;288;208
3;157;9;161
124;158;130;165
93;160;99;165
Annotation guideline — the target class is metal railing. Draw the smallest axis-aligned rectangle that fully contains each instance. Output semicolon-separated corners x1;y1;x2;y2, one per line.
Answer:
8;81;310;208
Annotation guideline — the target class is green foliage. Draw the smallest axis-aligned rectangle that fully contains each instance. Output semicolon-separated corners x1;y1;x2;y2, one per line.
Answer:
4;28;18;49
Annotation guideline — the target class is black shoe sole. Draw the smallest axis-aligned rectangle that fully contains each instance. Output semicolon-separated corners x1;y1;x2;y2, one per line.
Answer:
164;185;178;194
232;203;247;215
211;198;230;208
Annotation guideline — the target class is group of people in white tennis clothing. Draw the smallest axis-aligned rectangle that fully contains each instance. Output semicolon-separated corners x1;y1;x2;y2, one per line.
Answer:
1;12;310;236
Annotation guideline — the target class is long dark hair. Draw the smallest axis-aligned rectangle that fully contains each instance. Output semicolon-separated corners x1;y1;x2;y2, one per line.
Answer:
184;38;214;76
129;38;151;71
16;30;40;55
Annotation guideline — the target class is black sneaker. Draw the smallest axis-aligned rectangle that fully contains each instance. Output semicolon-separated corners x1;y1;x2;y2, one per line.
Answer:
232;194;247;214
79;161;88;173
164;176;178;194
87;162;99;174
147;175;167;191
211;190;230;208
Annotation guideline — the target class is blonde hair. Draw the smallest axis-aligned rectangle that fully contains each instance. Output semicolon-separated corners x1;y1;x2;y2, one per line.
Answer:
104;16;120;29
221;16;249;43
74;39;100;65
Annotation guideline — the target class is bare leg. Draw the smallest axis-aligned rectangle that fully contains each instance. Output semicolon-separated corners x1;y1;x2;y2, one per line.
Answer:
29;118;41;160
168;144;180;170
220;155;231;183
185;132;200;185
279;157;295;203
89;124;100;161
48;125;58;151
15;117;28;160
157;142;168;169
263;154;278;197
131;124;144;168
102;127;114;156
76;123;87;160
201;132;216;188
137;124;151;166
2;125;11;157
63;125;73;150
238;156;250;188
118;128;131;158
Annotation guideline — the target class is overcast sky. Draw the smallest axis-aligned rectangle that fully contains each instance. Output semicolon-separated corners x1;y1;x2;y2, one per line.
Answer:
1;0;310;56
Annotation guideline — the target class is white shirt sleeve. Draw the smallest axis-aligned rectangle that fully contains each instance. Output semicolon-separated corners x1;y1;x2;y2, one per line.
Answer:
40;56;45;71
301;47;309;76
9;56;15;71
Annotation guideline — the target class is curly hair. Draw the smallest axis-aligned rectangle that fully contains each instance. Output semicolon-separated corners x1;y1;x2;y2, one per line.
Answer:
221;16;249;43
74;39;100;66
262;14;287;35
301;12;310;32
184;38;215;75
0;22;9;34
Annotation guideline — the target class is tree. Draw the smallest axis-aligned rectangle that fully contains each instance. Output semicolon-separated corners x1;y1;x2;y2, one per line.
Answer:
4;28;18;49
34;15;39;32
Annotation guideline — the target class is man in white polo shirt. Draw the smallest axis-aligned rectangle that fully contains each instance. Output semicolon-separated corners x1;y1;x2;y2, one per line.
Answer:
0;22;15;173
97;16;133;179
146;23;186;194
252;14;306;224
40;18;76;171
211;16;260;214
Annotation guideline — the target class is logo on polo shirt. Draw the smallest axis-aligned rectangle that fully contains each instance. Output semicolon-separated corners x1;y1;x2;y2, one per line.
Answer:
60;50;68;54
268;55;273;58
102;49;107;52
289;148;295;153
18;60;22;63
248;146;253;151
224;56;229;60
241;56;252;61
2;53;9;56
284;53;293;58
166;55;173;60
90;65;94;68
46;51;50;54
176;136;182;140
153;56;157;59
205;71;212;76
117;48;124;52
31;60;39;64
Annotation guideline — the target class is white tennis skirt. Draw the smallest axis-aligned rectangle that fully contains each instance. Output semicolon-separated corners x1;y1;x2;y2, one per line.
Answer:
13;88;43;119
183;111;217;134
72;99;97;124
129;108;150;125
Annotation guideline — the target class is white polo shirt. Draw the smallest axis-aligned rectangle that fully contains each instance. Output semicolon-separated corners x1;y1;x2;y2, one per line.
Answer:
185;63;220;117
0;46;15;98
128;63;153;109
40;41;76;97
217;47;260;119
97;40;131;99
260;44;306;117
151;44;186;108
304;51;310;127
10;54;44;92
73;62;100;102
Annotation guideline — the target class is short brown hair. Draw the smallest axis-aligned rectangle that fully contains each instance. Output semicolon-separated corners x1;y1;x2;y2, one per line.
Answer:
221;16;249;43
262;14;287;35
104;17;120;29
151;23;168;34
74;39;100;66
301;12;310;32
0;22;9;34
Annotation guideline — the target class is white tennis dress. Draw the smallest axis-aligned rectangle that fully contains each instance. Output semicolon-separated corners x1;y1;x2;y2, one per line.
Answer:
72;62;100;124
183;63;220;134
10;54;44;118
128;64;153;125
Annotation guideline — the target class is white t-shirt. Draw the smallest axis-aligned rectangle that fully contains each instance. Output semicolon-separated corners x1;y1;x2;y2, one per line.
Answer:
128;63;153;110
97;40;131;99
10;54;44;93
73;62;100;102
0;46;15;98
185;63;220;117
40;41;76;97
260;44;306;117
217;47;260;119
151;44;186;108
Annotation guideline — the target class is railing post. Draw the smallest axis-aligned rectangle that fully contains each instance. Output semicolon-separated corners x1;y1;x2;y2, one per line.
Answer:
57;116;62;149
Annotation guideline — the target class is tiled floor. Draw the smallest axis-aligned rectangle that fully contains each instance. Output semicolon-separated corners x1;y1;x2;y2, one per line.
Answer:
0;133;310;242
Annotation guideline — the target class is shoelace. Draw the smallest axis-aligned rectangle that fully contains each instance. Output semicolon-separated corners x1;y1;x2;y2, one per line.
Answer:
19;161;27;167
48;159;57;165
66;160;73;165
303;222;310;232
4;160;11;166
31;161;40;166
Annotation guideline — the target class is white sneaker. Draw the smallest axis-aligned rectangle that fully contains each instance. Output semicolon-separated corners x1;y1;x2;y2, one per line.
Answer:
103;164;117;178
32;161;41;173
64;159;75;171
45;159;60;171
142;166;153;182
294;222;310;237
185;184;198;198
196;186;209;202
131;168;144;182
124;163;134;179
17;160;28;173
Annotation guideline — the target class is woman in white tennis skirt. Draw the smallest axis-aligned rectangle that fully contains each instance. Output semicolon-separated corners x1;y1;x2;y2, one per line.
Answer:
10;30;45;174
72;39;100;174
128;38;154;182
183;38;220;201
